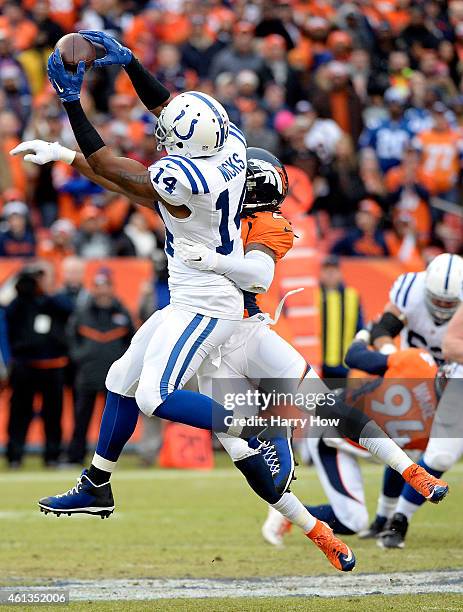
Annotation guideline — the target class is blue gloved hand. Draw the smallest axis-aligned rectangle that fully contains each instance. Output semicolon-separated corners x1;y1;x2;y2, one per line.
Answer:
47;49;85;103
79;30;133;67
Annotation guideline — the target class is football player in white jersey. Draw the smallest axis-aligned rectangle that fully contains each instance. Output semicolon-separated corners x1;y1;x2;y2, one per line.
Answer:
10;32;262;518
370;254;463;363
365;253;463;548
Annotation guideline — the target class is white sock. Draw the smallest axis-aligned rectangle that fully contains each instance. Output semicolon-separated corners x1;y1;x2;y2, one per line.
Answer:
92;453;117;473
271;492;316;533
359;422;413;474
376;494;398;519
395;496;422;520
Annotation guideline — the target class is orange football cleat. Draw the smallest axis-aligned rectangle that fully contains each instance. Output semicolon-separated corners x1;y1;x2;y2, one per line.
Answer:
402;464;449;503
306;520;356;572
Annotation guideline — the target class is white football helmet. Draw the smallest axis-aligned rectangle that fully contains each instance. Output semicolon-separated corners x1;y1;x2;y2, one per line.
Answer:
425;253;463;324
154;91;229;158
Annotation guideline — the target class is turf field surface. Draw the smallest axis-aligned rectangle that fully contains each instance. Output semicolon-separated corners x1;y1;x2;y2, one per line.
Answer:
1;455;462;609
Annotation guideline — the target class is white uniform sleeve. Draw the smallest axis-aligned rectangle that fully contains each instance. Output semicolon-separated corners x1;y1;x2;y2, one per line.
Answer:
389;272;418;312
149;157;193;207
215;249;275;294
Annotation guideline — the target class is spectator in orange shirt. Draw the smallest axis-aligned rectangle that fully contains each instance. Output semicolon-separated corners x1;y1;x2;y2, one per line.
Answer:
385;145;432;246
413;102;463;201
280;163;314;220
0;2;37;52
0;110;27;195
386;211;425;270
105;94;145;152
311;61;364;143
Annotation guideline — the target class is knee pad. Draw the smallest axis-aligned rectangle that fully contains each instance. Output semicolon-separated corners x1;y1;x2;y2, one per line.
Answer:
135;384;162;417
106;357;137;397
423;448;457;472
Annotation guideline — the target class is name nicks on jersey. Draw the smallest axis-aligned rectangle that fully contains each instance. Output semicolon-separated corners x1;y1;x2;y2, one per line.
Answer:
217;153;246;182
148;132;247;320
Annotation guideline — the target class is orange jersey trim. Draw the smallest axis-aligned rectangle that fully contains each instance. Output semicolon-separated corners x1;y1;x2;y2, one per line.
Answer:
78;326;129;344
241;211;294;261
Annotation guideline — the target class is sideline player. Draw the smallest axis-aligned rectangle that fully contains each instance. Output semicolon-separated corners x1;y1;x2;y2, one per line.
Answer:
259;337;439;546
379;302;463;548
365;253;463;547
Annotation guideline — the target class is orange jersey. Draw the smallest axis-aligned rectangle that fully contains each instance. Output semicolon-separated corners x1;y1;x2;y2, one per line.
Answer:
350;348;438;450
241;211;294;317
415;130;463;194
241;211;294;260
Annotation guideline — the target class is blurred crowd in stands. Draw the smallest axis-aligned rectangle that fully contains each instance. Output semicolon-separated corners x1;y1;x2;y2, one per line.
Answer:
1;0;463;265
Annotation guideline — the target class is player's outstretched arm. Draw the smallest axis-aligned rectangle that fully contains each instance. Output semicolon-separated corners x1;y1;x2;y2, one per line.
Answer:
79;31;170;116
443;303;463;362
10;141;154;208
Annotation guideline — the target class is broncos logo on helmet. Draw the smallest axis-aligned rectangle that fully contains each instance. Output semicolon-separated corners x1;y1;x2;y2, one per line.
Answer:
243;147;289;214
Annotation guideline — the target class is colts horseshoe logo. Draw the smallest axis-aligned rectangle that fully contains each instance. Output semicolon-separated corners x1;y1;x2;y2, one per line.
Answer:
173;109;199;140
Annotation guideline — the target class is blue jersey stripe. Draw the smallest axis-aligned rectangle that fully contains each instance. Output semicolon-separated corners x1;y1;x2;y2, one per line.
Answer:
189;92;225;148
229;129;246;147
159;314;204;401
173;318;218;389
230;123;246;141
402;273;417;307
170;155;209;194
166;158;199;194
444;254;454;291
393;273;408;305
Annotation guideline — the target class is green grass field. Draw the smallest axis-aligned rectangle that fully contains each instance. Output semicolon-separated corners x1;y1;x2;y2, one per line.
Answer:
1;454;462;610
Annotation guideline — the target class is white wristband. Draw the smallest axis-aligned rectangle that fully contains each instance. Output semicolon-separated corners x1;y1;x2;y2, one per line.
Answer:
58;145;76;165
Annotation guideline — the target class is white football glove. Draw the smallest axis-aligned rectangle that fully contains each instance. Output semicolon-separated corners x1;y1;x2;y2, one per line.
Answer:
10;140;76;165
175;238;219;271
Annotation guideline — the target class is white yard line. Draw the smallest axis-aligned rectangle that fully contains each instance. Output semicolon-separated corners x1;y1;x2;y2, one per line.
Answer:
3;570;463;600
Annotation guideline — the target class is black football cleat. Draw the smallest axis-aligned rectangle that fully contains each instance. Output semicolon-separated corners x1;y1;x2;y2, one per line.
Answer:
377;512;408;549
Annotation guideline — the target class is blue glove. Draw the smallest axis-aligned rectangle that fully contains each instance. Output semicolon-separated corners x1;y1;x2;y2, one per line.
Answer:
79;30;132;67
47;49;85;103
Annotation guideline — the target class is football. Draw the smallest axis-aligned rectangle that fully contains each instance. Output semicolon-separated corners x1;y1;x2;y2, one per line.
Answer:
55;33;106;72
